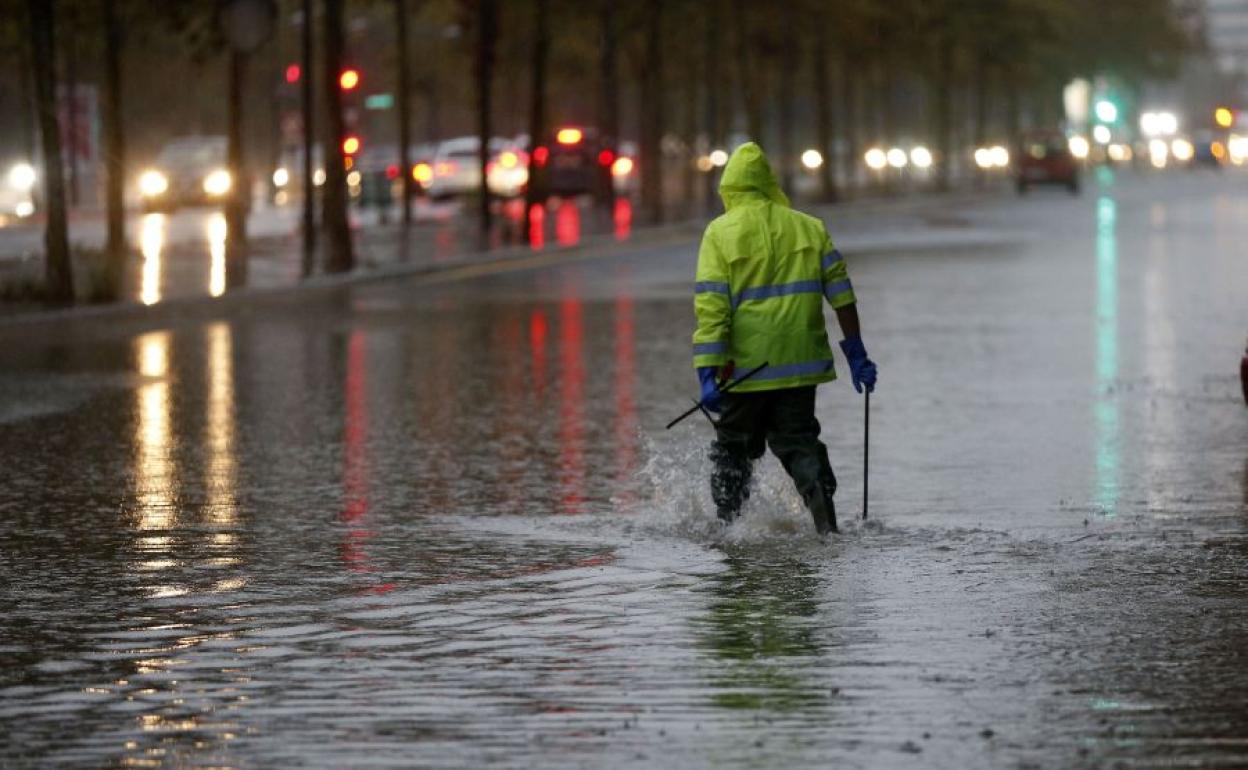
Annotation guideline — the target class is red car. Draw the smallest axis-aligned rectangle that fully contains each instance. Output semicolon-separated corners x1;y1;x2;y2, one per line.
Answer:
1016;130;1079;195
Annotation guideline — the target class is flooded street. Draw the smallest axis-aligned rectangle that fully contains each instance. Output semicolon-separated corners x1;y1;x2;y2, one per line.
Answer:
2;170;1247;768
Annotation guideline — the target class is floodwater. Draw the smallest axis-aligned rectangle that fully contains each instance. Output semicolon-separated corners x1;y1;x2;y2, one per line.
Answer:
1;171;1247;768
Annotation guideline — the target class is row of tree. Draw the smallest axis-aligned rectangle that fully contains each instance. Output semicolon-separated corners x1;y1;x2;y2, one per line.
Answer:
9;0;1191;304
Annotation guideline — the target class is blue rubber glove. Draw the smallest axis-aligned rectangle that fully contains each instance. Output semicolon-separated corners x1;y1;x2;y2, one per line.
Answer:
697;366;723;413
839;336;877;394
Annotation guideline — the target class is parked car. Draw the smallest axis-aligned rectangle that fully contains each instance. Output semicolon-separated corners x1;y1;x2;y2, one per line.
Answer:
138;136;235;212
1015;129;1079;195
0;161;37;224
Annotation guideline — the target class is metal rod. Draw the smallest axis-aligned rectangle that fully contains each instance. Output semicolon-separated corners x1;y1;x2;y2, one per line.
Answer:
863;389;870;520
665;361;769;430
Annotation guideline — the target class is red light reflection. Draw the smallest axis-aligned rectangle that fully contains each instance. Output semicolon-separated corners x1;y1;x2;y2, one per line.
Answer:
613;197;632;241
557;299;585;514
528;203;546;250
555;199;580;246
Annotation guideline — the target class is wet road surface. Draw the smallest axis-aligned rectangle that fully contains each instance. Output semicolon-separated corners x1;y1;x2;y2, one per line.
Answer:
1;170;1247;768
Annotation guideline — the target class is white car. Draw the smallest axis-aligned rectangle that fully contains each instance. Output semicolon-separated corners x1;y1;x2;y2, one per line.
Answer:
0;161;37;224
137;136;234;212
427;136;517;199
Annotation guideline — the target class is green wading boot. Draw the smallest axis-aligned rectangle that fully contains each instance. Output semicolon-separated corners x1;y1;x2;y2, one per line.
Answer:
806;475;839;535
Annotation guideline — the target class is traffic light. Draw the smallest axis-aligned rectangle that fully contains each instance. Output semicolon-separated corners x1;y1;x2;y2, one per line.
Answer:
285;63;301;84
342;135;361;156
1215;106;1234;129
339;68;360;91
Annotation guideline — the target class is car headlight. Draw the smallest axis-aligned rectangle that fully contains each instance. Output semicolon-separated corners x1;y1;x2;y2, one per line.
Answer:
139;169;169;197
8;163;36;192
203;169;232;197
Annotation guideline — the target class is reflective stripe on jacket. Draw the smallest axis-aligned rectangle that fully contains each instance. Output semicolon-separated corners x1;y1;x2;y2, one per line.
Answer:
692;142;856;393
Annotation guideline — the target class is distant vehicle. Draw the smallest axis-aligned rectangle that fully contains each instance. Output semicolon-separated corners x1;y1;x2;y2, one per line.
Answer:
1;161;37;224
530;125;615;198
1015;130;1079;195
427;136;495;200
1190;131;1224;168
138;136;234;212
486;141;529;199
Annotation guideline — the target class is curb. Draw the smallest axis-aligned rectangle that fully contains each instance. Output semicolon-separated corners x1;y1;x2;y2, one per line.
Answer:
0;189;995;336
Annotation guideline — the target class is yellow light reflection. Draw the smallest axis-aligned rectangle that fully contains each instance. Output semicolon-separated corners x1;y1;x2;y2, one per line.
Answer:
134;332;174;532
208;214;228;298
204;323;237;526
139;214;165;306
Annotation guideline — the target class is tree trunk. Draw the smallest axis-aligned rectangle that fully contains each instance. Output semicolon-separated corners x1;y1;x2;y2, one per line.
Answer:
322;0;354;273
475;0;497;242
63;3;79;208
226;51;249;290
395;0;413;226
702;0;719;215
639;0;663;224
300;0;316;276
814;27;837;202
731;0;762;143
525;0;549;238
27;0;72;302
101;0;126;297
973;55;988;188
777;2;795;195
840;60;859;193
933;39;953;192
598;0;619;209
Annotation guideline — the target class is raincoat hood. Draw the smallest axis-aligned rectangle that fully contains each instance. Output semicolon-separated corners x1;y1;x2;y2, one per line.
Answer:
718;142;791;211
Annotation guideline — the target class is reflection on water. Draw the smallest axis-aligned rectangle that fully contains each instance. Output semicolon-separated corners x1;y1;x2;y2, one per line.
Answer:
528;203;546;250
695;551;826;713
555;199;581;246
613;197;632;241
207;214;228;298
204;322;238;569
612;292;639;490
139;213;166;306
558;298;585;513
134;331;174;532
1095;194;1120;516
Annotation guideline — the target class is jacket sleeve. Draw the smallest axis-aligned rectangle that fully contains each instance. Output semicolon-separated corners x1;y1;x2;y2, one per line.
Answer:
819;228;857;309
692;230;732;369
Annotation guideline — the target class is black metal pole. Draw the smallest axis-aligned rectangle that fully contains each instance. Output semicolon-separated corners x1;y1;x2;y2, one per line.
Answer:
665;361;770;430
863;390;870;520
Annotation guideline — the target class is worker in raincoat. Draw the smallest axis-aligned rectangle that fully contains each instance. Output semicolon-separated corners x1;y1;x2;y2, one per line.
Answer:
692;142;877;534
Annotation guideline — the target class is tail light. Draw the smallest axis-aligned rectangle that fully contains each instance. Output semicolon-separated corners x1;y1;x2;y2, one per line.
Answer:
598;149;615;167
385;164;399;180
533;146;549;167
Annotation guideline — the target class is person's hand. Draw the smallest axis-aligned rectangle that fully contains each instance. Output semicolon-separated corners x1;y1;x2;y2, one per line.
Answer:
697;366;724;412
839;337;877;394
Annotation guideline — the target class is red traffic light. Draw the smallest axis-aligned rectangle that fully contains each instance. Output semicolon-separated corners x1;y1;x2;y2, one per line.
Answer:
342;135;361;155
339;69;361;91
285;64;301;84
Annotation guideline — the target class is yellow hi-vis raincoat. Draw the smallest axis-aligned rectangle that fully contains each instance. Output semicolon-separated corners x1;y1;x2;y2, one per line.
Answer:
692;142;857;392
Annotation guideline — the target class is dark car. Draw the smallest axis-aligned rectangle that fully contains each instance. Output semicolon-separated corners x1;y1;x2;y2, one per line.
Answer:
1016;130;1079;195
530;126;615;199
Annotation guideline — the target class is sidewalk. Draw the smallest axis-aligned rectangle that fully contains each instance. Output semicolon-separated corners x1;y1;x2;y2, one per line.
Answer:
0;186;1008;329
